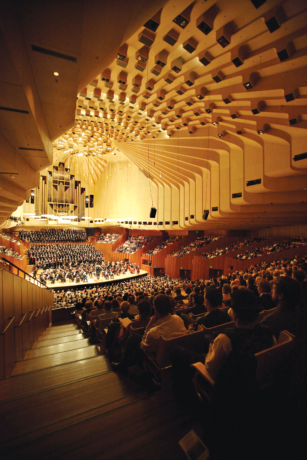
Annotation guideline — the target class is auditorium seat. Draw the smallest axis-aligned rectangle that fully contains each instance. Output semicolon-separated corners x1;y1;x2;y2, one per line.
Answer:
191;330;294;403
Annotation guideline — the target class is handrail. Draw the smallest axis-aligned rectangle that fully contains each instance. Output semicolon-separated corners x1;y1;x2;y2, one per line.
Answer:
0;256;51;290
15;313;27;327
0;317;15;335
26;311;35;322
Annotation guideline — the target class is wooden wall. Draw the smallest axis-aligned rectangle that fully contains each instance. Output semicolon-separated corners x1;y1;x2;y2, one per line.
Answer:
253;225;307;238
0;270;54;380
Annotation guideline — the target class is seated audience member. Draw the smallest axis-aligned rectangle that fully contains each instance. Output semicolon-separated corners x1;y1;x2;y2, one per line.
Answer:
105;301;135;354
247;275;259;297
257;278;275;310
111;298;121;313
173;287;186;302
292;269;306;284
97;300;116;320
113;301;135;323
128;295;138;315
80;300;94;328
261;276;301;338
111;294;187;373
222;284;231;302
182;288;231;329
117;299;152;350
185;294;206;315
171;288;274;400
89;300;104;322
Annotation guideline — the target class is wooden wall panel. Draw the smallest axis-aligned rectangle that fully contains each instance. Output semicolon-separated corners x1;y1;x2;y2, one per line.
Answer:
0;271;3;334
4;319;15;378
0;335;4;380
13;276;22;319
2;271;14;322
254;225;307;238
27;282;33;314
21;278;28;313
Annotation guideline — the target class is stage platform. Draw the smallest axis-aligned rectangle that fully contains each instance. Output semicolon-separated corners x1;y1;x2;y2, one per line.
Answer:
45;270;148;290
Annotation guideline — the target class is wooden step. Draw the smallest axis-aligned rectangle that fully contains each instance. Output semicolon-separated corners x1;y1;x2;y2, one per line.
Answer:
0;356;111;402
0;372;144;448
24;338;90;360
0;391;200;460
37;330;81;341
11;345;101;376
32;333;85;348
43;324;77;334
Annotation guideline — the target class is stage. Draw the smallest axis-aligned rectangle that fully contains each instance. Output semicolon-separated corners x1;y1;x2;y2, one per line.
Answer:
45;270;148;290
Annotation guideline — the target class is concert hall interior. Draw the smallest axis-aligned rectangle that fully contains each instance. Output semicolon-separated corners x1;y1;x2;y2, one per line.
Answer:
0;0;307;459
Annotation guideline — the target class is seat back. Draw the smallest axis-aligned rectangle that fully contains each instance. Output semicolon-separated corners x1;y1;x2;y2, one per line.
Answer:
201;321;234;334
129;325;145;336
257;307;279;322
98;317;113;333
255;330;293;389
155;326;205;368
190;312;206;320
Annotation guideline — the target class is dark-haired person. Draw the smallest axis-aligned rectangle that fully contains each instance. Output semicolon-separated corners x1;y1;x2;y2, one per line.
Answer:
117;299;152;351
182;288;231;329
185;294;206;316
292;269;306;284
128;295;138;315
261;276;301;339
174;287;186;302
256;278;275;311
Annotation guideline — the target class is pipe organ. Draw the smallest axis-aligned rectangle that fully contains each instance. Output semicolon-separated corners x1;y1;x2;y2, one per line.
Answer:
33;162;92;221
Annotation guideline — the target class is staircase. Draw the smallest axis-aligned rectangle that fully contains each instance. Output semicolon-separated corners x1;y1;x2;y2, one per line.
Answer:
0;322;201;460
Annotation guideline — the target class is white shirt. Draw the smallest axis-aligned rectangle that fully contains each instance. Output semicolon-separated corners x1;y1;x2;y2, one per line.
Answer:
205;334;233;380
140;314;187;354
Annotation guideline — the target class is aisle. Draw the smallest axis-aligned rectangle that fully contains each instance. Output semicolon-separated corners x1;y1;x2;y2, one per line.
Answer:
0;322;201;460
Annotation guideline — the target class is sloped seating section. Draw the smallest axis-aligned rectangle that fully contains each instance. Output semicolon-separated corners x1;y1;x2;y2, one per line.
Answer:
19;229;87;243
97;233;121;244
115;236;158;254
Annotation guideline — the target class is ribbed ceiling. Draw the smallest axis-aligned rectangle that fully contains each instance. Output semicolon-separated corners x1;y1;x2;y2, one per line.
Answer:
72;0;307;230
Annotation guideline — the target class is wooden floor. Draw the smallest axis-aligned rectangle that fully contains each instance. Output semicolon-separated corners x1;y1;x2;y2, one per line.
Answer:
0;323;202;460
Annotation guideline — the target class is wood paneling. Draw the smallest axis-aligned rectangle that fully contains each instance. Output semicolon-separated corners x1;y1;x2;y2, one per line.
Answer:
0;269;52;379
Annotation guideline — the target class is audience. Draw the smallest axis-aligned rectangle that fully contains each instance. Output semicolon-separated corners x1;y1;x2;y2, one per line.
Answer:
115;235;157;254
234;238;307;260
171;236;219;257
261;276;301;338
97;233;120;244
19;228;87;243
145;235;183;255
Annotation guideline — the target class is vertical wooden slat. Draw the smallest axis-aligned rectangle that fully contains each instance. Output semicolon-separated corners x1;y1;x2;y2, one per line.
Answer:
13;277;23;362
27;283;34;348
